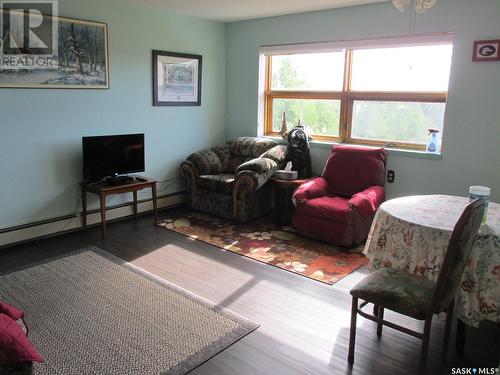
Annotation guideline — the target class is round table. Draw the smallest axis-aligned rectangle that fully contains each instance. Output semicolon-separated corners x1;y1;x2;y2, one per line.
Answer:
364;194;500;328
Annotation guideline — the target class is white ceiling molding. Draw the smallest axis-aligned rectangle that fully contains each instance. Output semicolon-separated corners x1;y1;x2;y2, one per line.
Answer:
119;0;389;23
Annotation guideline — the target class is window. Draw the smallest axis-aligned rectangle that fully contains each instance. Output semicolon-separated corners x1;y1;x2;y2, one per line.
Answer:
263;36;453;150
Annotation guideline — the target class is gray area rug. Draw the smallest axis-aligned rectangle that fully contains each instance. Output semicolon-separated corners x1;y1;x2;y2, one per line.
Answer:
0;247;258;374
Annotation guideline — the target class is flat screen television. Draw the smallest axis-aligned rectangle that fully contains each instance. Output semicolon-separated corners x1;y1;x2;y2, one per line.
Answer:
82;134;145;181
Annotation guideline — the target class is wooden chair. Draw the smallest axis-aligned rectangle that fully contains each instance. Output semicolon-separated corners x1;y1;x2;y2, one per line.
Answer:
347;198;485;375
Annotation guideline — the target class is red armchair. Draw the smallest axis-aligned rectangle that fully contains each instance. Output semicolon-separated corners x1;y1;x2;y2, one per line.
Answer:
293;145;387;247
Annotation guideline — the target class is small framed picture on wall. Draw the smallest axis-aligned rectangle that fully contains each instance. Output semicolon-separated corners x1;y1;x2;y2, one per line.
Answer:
472;40;500;62
152;50;202;106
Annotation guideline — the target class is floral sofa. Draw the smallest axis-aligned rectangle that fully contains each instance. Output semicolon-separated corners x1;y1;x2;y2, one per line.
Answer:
180;137;288;223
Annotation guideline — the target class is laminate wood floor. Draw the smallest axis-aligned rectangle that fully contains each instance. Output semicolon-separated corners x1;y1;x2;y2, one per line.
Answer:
1;209;498;375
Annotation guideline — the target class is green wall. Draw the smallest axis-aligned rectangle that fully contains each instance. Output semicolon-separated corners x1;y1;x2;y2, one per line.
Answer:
226;0;500;201
1;0;499;232
0;0;226;229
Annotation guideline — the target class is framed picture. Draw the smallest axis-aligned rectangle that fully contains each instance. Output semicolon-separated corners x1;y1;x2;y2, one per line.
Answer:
472;39;500;62
0;10;109;89
153;50;202;106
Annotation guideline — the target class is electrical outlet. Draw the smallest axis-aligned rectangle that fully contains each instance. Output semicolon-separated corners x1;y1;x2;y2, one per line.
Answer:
387;170;395;183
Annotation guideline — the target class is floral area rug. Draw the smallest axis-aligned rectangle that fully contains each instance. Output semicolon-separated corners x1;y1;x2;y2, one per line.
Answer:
159;211;366;285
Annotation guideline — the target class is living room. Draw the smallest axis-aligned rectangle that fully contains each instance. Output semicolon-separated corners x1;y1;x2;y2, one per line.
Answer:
0;0;499;374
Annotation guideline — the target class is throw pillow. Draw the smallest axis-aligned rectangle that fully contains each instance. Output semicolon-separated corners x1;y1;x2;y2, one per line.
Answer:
0;313;43;364
0;302;24;321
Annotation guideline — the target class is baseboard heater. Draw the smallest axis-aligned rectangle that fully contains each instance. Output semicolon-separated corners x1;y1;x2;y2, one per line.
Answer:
0;191;187;249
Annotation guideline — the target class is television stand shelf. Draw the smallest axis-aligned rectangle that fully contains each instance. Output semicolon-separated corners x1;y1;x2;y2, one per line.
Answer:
81;176;158;240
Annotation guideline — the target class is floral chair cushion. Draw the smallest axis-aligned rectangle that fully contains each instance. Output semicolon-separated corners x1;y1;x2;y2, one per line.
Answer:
350;268;436;320
196;174;235;194
225;157;254;174
212;145;231;173
186;149;222;175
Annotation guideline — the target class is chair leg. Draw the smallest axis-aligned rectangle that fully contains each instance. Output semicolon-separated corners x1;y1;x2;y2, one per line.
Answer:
455;319;466;357
348;297;358;365
441;301;454;363
377;306;385;337
419;317;433;375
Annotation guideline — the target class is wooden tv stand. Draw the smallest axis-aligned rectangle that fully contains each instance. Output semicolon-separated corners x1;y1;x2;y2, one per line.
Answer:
81;176;158;240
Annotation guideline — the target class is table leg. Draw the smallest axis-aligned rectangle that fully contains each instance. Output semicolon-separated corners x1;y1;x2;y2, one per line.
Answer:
133;191;138;218
272;185;280;222
152;182;158;226
271;185;276;211
100;192;107;240
455;319;466;357
286;186;296;222
81;189;87;228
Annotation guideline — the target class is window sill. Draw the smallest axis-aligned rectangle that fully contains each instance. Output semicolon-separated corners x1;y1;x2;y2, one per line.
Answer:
263;135;443;160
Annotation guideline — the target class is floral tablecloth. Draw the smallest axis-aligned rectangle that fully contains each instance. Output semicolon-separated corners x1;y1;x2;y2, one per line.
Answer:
364;195;500;327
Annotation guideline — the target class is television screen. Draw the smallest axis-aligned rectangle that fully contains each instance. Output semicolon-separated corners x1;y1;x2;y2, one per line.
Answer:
82;134;145;181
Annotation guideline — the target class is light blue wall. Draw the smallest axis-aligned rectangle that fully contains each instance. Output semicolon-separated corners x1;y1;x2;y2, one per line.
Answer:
0;0;226;229
1;0;499;231
226;0;500;201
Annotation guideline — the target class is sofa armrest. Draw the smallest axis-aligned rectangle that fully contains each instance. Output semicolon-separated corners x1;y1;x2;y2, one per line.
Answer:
236;157;277;176
292;177;329;203
232;161;276;219
348;185;385;217
259;144;288;168
180;160;198;193
235;158;277;193
186;149;223;175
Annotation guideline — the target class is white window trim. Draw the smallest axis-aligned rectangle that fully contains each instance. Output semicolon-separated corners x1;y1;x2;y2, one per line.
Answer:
259;32;454;56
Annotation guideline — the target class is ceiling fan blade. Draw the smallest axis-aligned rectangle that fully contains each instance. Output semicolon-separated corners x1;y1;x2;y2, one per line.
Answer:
392;0;410;12
415;0;438;13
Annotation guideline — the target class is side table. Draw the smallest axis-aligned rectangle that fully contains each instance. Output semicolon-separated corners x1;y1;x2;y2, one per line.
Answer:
81;176;158;240
270;177;310;224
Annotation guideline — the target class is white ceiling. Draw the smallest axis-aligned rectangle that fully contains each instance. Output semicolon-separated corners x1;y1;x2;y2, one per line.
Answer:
121;0;389;23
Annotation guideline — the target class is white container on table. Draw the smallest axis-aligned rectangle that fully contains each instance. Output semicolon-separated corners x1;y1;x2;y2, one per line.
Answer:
469;186;491;223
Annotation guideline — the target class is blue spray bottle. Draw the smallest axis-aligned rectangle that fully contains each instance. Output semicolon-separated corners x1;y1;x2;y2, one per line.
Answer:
426;128;440;153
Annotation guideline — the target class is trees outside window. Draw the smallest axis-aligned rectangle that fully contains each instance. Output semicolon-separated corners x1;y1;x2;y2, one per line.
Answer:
263;39;453;151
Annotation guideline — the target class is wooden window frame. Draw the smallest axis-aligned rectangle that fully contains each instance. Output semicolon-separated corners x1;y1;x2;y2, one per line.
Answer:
264;48;448;151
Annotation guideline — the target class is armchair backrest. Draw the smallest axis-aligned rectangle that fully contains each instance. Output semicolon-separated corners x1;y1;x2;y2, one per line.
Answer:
228;137;278;158
195;137;280;175
322;145;387;197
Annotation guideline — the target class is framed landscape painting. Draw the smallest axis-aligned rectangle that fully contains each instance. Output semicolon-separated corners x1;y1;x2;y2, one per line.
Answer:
152;50;202;106
0;10;109;89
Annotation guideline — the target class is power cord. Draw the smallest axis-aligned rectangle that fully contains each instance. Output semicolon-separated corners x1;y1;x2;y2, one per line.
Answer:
56;195;82;234
137;176;182;199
